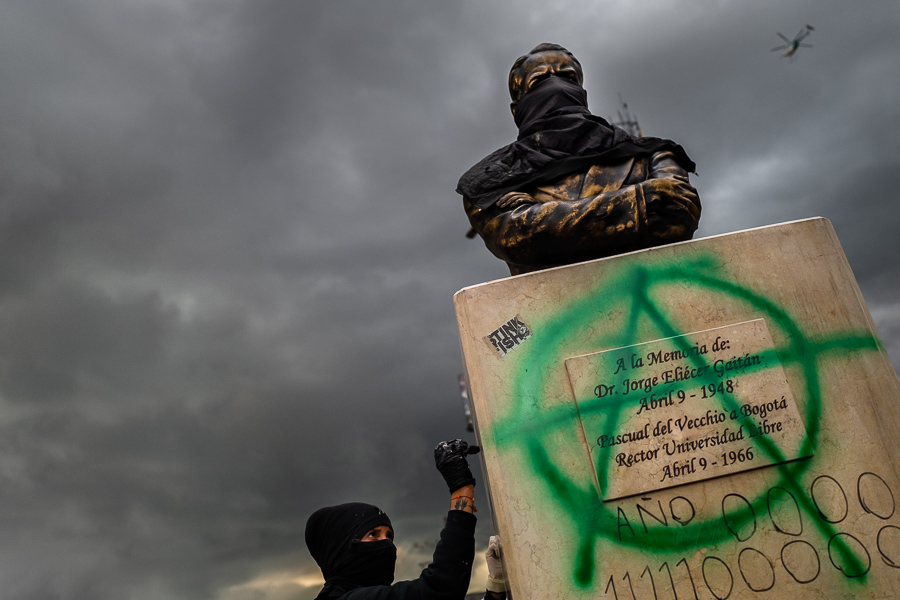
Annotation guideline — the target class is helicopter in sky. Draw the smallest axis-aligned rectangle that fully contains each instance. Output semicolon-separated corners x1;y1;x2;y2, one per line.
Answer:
771;24;814;59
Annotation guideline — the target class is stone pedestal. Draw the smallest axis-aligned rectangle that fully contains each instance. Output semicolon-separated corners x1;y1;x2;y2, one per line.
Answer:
454;218;900;600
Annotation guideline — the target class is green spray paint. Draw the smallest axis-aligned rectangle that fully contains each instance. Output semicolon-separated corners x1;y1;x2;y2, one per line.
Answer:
486;255;882;587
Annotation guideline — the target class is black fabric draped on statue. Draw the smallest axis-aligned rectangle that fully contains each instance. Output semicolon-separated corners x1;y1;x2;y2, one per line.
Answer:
305;502;397;600
456;76;696;210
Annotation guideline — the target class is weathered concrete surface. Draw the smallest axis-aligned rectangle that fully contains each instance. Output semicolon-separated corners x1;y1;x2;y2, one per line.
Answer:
455;218;900;600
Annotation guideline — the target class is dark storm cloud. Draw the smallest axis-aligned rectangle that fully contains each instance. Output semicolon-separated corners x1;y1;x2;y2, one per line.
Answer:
0;0;898;598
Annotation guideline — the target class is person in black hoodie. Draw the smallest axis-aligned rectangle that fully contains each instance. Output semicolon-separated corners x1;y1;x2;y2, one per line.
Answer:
305;440;492;600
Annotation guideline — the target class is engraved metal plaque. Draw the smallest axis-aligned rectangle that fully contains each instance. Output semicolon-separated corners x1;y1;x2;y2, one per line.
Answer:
565;319;812;500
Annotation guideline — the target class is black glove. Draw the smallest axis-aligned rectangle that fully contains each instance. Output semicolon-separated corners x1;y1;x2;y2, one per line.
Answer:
434;439;481;493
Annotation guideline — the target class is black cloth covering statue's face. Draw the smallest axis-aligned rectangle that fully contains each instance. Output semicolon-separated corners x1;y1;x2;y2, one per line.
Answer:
305;502;397;590
513;75;590;139
457;47;695;210
509;49;583;106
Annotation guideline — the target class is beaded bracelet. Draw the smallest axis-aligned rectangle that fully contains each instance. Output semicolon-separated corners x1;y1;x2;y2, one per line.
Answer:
451;495;478;512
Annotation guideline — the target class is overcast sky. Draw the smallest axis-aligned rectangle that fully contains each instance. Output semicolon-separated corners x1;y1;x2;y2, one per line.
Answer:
1;1;898;599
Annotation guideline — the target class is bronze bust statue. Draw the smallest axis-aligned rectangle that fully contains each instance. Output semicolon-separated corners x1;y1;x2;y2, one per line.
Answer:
457;44;701;275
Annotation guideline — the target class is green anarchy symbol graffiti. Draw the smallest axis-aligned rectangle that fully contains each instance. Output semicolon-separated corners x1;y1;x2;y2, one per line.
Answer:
488;256;882;587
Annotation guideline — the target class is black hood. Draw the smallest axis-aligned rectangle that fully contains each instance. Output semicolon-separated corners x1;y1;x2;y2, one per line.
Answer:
306;502;396;599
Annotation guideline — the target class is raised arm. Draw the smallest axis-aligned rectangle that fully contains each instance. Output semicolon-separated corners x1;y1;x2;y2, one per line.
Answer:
342;440;480;600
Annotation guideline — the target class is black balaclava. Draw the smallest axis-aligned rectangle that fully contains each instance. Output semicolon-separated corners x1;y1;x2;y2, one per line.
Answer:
305;502;396;600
